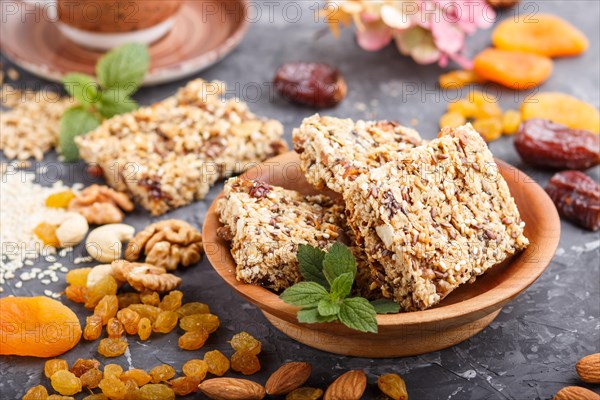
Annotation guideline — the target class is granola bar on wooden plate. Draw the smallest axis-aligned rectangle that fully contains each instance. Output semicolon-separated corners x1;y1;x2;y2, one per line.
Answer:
343;124;529;311
76;79;287;215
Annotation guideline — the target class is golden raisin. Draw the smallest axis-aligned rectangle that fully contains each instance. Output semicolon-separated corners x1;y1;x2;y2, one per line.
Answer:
178;330;209;351
46;191;76;208
121;369;152;386
45;359;69;378
65;268;91;287
473;118;503;142
50;370;82;396
122;378;140;398
117;308;140;335
33;222;60;247
140;291;160;306
152;311;178;334
448;99;478;118
70;359;100;377
79;368;102;389
229;332;261;355
377;373;408;400
231;351;261;375
158;290;183;311
439;69;484;89
82;395;108;400
85;275;118;310
149;364;176;383
98;377;127;399
106;317;125;338
137;317;152;341
103;364;123;379
117;292;141;309
182;359;208;380
65;285;87;304
473;101;502;119
94;294;119;325
97;338;128;358
502;109;521;135
439;112;466;129
169;376;201;396
83;315;103;341
46;396;75;400
204;350;230;376
177;302;210;318
286;387;324;400
127;304;160;323
180;313;220;333
137;384;175;400
22;385;49;400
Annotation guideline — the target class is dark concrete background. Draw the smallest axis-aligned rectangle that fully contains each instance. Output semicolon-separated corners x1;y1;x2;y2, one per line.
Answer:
1;1;599;399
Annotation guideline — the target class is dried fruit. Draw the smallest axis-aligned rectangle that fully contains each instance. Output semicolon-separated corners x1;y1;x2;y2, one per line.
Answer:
439;112;466;129
266;362;312;395
116;308;141;335
198;378;266;400
65;268;91;286
286;387;324;400
229;331;261;355
204;350;230;376
473;101;502;119
473;118;503;142
97;337;128;357
473;48;553;90
231;351;261;375
117;292;141;309
180;313;220;333
502;110;521;135
79;368;102;389
438;69;484;89
140;291;160;306
51;370;82;396
492;14;588;57
521;92;600;134
514;119;600;170
94;294;119;324
122;369;152;386
378;374;408;400
82;395;108;400
138;317;152;341
22;385;49;400
0;296;82;357
178;330;209;351
128;304;161;322
46;191;76;208
152;310;178;333
448;99;478;118
33;222;60;247
106;317;125;338
576;353;600;383
324;370;366;400
65;285;87;303
83;315;103;341
275;62;347;109
183;359;209;379
486;0;520;9
122;378;140;398
103;364;123;379
85;275;118;309
98;377;127;399
70;359;100;377
45;359;69;378
46;396;75;400
546;171;600;231
149;364;176;383
177;302;210;317
137;384;175;400
159;290;183;311
169;376;202;396
553;386;600;400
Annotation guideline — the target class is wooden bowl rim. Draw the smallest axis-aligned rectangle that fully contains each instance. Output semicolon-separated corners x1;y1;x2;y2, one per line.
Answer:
203;152;560;327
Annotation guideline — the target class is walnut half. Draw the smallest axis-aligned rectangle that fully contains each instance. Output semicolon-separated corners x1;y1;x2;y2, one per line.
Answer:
68;184;134;225
125;219;203;271
111;260;181;293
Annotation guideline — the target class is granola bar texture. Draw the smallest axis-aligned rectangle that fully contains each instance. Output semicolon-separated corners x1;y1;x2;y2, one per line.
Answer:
292;114;422;193
343;124;529;311
76;79;287;215
217;177;378;296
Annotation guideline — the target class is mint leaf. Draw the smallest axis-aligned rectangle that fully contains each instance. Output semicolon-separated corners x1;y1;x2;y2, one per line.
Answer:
370;299;401;314
330;272;353;300
339;297;378;333
98;88;138;118
318;298;340;316
297;244;328;288
96;43;149;95
297;308;338;323
59;106;100;162
280;282;328;307
62;73;100;109
322;242;356;285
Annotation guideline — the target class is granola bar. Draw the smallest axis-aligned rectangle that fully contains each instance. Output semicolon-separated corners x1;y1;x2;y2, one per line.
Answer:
217;177;379;297
343;124;529;311
76;79;287;215
292;114;422;193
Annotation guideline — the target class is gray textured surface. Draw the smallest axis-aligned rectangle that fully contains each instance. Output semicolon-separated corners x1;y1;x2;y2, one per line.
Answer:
1;1;599;399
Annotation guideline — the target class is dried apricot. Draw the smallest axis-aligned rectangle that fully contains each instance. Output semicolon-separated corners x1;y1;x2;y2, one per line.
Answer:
153;311;178;334
178;330;209;351
158;290;183;311
378;373;408;400
473;48;553;90
140;291;160;306
22;385;49;400
117;308;140;335
122;369;152;386
169;376;201;396
439;112;466;129
70;359;100;377
137;317;152;341
149;364;176;383
137;384;175;400
65;268;91;286
502;110;521;135
204;350;230;376
85;275;118;310
521;92;600;134
0;297;81;357
50;370;82;396
106;317;125;338
180;313;220;333
177;302;210;317
439;70;484;89
229;332;261;355
473;118;503;142
231;351;261;375
97;338;128;358
33;222;60;247
83;315;103;341
65;285;87;304
46;191;76;208
45;359;69;378
492;14;588;57
103;364;123;379
94;294;118;325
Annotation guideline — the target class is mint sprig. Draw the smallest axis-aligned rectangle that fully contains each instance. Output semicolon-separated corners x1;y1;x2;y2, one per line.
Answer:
280;243;400;333
59;43;149;162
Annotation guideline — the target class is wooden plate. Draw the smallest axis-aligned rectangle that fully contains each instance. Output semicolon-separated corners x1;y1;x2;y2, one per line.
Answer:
0;0;249;85
203;152;561;358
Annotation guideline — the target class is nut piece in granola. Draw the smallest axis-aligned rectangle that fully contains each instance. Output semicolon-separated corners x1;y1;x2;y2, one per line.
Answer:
125;219;203;270
75;79;288;216
111;260;181;293
344;123;529;311
69;184;134;225
292;114;422;193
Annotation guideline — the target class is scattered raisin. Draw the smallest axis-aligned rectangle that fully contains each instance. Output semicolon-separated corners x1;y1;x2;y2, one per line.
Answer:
117;308;141;335
137;384;175;400
140;291;160;306
153;311;178;334
103;364;123;379
82;394;108;400
65;268;91;286
106;317;125;338
117;292;141;309
502;110;521;135
179;313;220;333
97;338;128;358
22;385;49;400
473;118;503;142
93;295;119;325
545;170;600;231
377;373;408;400
50;370;82;396
128;304;161;322
169;376;201;396
149;364;176;383
231;351;261;375
98;377;127;399
229;332;261;355
65;285;87;304
138;317;152;341
70;359;100;377
122;369;152;386
178;330;209;351
182;359;208;380
33;222;60;247
439;112;466;129
158;290;183;311
204;350;230;376
45;359;69;378
448;99;478;118
79;368;102;389
85;275;118;309
83;315;103;341
286;387;324;400
177;302;210;317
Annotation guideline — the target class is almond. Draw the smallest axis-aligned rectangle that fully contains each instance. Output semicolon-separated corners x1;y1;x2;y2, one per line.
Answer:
324;370;367;400
553;386;600;400
265;362;312;395
577;354;600;384
198;378;266;400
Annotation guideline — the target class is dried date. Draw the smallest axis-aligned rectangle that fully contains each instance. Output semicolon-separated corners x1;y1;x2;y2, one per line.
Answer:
514;119;600;170
545;171;600;231
274;62;347;109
